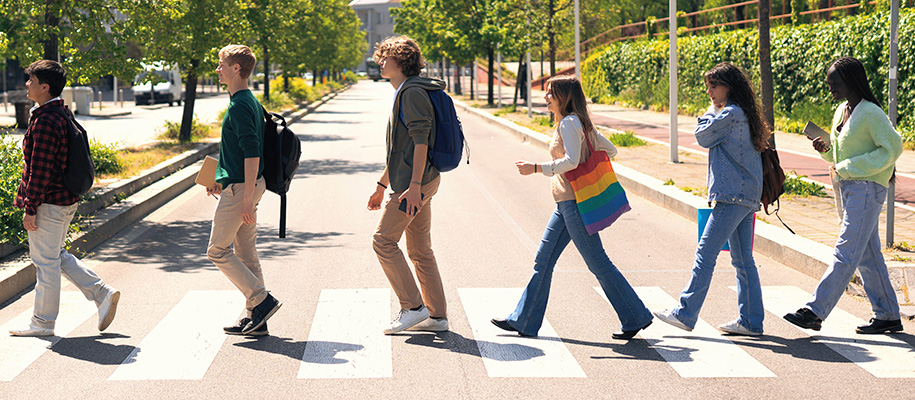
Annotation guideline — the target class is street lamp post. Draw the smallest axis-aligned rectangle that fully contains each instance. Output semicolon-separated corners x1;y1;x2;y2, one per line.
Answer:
669;0;679;163
887;0;899;246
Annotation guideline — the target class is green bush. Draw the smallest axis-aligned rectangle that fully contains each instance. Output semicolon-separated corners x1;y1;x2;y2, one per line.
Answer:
493;105;516;116
583;9;915;148
0;132;26;244
783;172;827;197
342;71;359;83
158;116;213;142
90;140;123;175
257;91;295;113
606;130;648;147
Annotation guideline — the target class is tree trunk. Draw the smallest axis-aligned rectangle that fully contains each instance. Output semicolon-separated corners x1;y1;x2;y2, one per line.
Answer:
487;47;495;106
179;60;200;143
445;60;451;92
283;75;289;92
262;42;270;102
513;60;525;107
548;0;556;77
469;63;475;100
43;0;59;61
312;70;318;86
454;64;462;95
759;0;776;147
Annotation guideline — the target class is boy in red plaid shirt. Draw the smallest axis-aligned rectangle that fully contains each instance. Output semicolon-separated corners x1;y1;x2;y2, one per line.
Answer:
9;60;120;337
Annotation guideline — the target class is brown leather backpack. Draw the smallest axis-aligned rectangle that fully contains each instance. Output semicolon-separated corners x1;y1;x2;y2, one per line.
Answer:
760;148;794;233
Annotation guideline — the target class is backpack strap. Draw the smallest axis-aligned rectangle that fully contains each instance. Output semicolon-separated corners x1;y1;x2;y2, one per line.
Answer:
767;198;796;234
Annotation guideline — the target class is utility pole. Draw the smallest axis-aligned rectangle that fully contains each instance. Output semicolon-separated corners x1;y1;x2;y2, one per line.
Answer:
669;0;678;163
887;0;900;246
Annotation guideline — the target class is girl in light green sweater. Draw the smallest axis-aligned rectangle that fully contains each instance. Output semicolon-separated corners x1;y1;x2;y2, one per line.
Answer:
784;57;904;335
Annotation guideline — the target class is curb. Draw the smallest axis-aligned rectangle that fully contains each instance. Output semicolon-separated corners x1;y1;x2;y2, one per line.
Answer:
0;84;352;306
453;99;915;314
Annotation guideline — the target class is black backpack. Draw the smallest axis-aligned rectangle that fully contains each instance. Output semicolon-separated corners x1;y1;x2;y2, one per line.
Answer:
760;147;794;234
48;106;95;196
262;107;302;238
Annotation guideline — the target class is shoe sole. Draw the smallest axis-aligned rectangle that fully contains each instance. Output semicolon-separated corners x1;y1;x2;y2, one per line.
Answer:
783;315;821;331
856;326;904;334
652;311;693;332
10;330;54;337
99;291;120;331
242;301;282;335
383;318;428;334
612;320;653;340
406;321;449;332
718;327;762;336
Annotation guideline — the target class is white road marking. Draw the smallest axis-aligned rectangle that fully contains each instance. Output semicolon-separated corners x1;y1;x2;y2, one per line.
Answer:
618;287;776;378
0;291;98;381
298;288;392;379
108;290;243;380
459;288;586;378
749;286;915;378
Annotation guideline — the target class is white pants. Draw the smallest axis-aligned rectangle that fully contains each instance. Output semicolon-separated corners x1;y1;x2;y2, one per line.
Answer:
29;203;110;329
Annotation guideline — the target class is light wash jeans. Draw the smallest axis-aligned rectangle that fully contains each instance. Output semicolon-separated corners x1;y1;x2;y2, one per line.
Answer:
29;203;111;329
504;200;652;336
806;180;900;320
671;201;763;333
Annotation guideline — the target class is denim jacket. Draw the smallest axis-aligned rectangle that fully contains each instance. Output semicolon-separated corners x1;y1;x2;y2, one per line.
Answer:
695;103;762;210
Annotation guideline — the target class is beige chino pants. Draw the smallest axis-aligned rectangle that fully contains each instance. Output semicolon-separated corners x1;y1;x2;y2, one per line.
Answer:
207;177;268;318
372;176;446;318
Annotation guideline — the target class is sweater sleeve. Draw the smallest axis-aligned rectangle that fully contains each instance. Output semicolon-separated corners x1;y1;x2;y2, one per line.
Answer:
694;104;739;149
541;116;583;176
835;105;903;179
596;131;618;159
231;103;261;158
820;104;845;164
400;88;434;146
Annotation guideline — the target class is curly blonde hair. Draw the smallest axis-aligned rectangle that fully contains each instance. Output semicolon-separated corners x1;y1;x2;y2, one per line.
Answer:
373;36;424;77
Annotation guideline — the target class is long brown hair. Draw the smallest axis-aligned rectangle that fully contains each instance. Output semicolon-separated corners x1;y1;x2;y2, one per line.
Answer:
547;75;597;144
703;62;771;152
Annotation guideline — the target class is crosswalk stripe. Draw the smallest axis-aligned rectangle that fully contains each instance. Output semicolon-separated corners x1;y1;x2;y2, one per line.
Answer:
108;290;243;380
0;291;98;381
458;288;586;378
616;287;776;378
748;286;915;378
298;288;392;379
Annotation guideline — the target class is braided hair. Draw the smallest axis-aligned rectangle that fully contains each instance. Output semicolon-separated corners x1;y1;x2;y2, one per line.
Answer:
829;57;881;108
704;62;771;152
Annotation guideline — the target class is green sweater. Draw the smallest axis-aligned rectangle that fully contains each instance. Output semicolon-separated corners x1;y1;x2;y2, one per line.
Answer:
216;89;264;187
821;100;902;187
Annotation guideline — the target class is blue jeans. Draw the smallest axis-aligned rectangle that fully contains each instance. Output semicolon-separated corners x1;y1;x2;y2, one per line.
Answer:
671;201;763;333
505;201;652;336
806;180;900;320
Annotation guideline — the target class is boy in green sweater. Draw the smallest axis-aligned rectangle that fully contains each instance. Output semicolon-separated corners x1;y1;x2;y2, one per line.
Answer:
207;44;281;336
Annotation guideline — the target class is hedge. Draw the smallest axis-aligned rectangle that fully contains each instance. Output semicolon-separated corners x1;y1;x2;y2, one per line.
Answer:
583;9;914;143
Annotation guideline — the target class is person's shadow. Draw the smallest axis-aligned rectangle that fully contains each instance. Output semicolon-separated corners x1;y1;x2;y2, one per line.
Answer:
233;336;364;364
49;333;137;365
398;331;546;361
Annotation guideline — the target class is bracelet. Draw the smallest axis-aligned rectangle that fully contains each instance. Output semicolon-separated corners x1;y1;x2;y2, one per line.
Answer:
411;180;422;186
377;181;387;189
535;164;539;173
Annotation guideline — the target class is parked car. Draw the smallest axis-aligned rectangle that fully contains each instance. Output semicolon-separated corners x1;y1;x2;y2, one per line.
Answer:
133;64;184;106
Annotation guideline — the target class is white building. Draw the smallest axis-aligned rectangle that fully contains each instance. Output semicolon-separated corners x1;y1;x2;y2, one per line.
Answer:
349;0;400;72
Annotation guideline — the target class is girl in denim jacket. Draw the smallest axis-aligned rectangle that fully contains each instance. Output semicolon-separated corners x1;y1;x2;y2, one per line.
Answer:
655;62;771;336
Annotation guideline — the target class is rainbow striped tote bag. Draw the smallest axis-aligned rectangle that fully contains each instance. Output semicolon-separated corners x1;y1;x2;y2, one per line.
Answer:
564;135;631;235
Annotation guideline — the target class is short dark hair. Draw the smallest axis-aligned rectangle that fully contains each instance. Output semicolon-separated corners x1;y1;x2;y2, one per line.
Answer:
373;36;424;77
25;60;67;97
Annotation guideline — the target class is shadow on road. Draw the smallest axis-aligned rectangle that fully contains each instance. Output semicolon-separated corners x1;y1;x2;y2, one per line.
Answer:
234;336;366;365
399;331;546;361
296;133;350;142
50;333;136;365
295;159;385;176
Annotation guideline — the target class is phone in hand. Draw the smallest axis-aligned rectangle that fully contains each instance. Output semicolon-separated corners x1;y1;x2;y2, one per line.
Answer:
399;192;426;213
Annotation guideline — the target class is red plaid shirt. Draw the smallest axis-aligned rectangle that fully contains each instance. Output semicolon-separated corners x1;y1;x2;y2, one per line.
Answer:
14;99;80;215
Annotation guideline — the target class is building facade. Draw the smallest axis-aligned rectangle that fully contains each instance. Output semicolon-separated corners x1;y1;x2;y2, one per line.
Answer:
349;0;400;73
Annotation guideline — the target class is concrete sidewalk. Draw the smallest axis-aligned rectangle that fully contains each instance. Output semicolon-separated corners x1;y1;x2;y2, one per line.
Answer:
455;92;915;314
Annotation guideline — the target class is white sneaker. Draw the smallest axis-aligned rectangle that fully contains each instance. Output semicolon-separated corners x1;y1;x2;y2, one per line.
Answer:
98;289;121;331
10;326;54;337
383;305;430;334
406;317;449;332
717;319;762;336
652;309;693;332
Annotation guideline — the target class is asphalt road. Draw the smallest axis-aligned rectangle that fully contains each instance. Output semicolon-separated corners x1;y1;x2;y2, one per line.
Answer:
1;81;913;399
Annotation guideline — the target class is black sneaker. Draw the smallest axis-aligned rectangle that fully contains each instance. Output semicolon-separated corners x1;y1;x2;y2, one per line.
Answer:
224;317;251;335
242;294;282;335
856;318;903;334
783;308;822;331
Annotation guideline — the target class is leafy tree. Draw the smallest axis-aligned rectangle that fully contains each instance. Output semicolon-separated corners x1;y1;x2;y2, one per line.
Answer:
0;0;142;85
124;0;246;142
242;0;310;102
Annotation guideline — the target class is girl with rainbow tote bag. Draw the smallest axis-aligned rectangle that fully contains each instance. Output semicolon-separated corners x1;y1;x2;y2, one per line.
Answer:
564;134;630;235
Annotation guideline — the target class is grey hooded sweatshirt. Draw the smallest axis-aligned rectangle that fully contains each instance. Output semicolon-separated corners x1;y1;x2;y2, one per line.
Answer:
386;76;446;192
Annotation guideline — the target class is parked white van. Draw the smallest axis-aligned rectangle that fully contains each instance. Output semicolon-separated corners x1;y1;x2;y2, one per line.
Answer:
133;65;184;106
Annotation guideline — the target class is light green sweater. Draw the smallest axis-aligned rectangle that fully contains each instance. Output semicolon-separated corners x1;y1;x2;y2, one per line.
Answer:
821;100;902;187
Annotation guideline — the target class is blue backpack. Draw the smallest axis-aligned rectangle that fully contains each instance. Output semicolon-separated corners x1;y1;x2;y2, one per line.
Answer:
399;90;468;172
